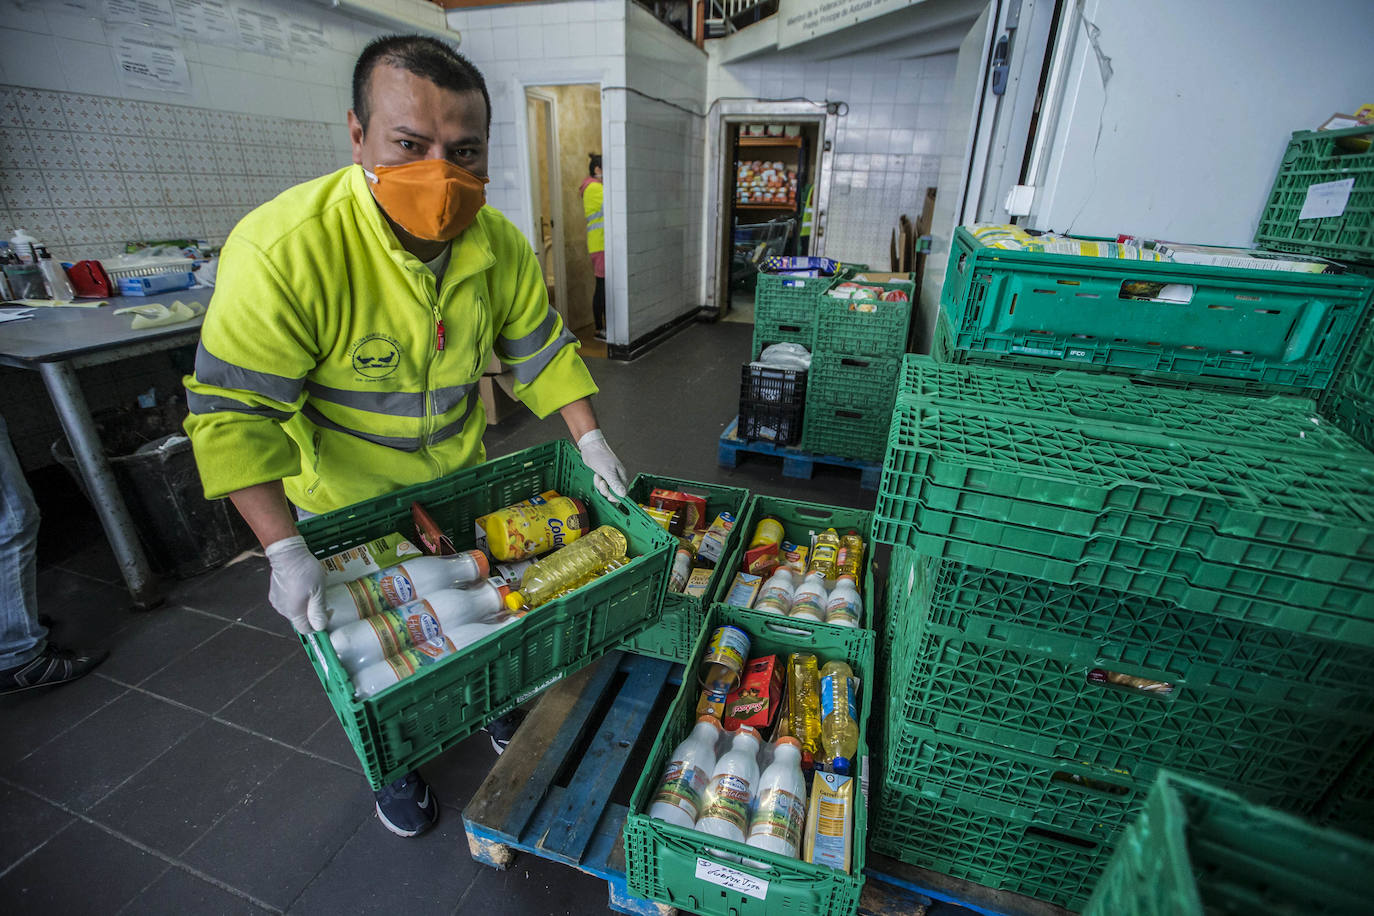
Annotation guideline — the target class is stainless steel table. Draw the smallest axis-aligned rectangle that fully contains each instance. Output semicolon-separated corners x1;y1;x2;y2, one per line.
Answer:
0;291;209;608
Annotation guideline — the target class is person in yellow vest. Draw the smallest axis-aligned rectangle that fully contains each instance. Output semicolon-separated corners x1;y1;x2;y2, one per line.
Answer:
183;36;630;838
580;154;606;340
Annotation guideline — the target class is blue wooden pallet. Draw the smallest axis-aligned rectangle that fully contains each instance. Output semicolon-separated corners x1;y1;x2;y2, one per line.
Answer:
461;651;680;916
718;416;882;490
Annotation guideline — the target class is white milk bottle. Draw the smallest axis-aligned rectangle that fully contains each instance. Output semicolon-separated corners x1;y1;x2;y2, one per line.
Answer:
753;568;796;615
350;618;514;698
648;716;723;828
324;551;489;629
789;572;829;622
824;576;861;628
695;726;762;842
329;581;513;675
746;737;807;859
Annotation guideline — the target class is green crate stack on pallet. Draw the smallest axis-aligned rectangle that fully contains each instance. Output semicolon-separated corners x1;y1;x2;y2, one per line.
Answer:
866;355;1374;910
1083;771;1374;916
799;273;915;462
751;261;867;358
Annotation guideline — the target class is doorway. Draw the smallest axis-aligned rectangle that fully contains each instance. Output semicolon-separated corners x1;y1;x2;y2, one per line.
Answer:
720;121;823;324
524;84;603;342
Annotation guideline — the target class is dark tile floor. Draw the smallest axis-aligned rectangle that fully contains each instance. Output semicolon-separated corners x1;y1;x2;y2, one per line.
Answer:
0;320;881;914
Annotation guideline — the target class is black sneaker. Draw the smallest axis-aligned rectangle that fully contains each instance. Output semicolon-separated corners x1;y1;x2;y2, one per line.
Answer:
0;645;108;696
593;329;607;342
485;708;527;755
373;771;439;838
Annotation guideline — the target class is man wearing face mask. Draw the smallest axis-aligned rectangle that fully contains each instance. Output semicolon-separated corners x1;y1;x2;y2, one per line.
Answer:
183;36;629;838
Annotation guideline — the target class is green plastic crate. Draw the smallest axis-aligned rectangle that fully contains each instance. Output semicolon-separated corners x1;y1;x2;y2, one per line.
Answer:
880;555;1369;808
941;226;1374;393
816;284;914;361
1315;734;1374;843
1083;771;1374;916
800;397;893;462
752;274;835;358
1319;286;1374;451
623;605;874;916
868;778;1114;912
715;494;874;633
1255;125;1374;265
871;396;1374;640
804;353;902;410
296;440;675;789
897;355;1349;455
617;474;750;663
882;725;1144;839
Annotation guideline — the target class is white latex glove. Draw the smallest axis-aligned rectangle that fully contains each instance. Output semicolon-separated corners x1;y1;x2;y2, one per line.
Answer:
576;429;630;504
264;535;328;633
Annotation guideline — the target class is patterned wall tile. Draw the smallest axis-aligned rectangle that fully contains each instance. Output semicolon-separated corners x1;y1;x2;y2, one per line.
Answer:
27;129;77;171
113;134;154;171
2;174;54;210
172;107;209;141
123;171;166;208
192;175;228;208
0;130;37;171
43;170;93;208
205;110;237;145
162;173;197;208
71;131;121;172
0;87;24;129
15;88;70;131
84;172;130;208
183;140;219;175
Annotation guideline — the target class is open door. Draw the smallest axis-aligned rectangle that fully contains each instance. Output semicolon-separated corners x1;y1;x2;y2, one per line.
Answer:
525;89;565;324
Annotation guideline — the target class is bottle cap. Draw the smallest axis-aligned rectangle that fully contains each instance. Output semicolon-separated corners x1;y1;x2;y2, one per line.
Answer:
464;549;490;580
832;756;851;775
774;736;801;750
504;591;526;612
695;714;724;730
836;574;856;585
733;724;761;740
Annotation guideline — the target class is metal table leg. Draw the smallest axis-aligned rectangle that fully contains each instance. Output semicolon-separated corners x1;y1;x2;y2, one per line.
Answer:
38;360;162;608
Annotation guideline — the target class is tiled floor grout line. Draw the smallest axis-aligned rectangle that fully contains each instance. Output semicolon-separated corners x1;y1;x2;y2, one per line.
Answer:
278;809;376;914
210;714;363;778
0;774;281;913
48;561;128;589
0;818;76;882
92;614;234;691
4;679;130;769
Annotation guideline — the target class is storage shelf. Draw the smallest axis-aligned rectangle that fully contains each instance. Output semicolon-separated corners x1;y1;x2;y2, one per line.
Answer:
738;135;804;148
735;202;797;210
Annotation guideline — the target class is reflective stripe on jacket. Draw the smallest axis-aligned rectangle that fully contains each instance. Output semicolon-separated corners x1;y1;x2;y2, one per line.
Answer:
582;179;604;254
184;165;597;514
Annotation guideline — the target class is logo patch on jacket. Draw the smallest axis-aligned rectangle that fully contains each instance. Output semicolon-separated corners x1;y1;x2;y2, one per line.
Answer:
351;335;401;379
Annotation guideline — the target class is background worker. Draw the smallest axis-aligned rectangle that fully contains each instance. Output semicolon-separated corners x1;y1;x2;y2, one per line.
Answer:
580;153;606;340
184;36;629;839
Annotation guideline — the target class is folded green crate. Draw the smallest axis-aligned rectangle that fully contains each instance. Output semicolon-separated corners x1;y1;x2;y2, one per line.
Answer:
1255;125;1374;265
1084;771;1374;916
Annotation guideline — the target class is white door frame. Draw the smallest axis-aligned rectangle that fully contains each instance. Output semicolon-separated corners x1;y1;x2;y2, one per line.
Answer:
523;87;569;327
703;101;836;316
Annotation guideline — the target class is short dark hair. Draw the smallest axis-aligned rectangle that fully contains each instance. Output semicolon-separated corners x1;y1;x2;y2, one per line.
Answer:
352;35;491;134
588;153;602;176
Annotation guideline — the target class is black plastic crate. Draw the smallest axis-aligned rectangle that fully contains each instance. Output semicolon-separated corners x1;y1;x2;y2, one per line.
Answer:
738;363;807;445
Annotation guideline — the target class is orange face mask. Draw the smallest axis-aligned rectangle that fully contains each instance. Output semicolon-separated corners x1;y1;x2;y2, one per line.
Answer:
362;159;489;242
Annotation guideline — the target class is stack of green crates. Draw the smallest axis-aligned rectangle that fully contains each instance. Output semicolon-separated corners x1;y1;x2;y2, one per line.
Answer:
1084;771;1374;916
751;262;866;359
866;358;1374;910
800;272;915;462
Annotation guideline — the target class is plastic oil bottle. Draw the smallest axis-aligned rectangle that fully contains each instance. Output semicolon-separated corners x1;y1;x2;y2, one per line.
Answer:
819;660;859;774
788;653;822;765
695;726;762;842
809;528;841;580
746;737;807;859
505;525;628;610
789;571;828;621
328;582;513;675
324;551;489;629
649;716;723;828
836;530;864;581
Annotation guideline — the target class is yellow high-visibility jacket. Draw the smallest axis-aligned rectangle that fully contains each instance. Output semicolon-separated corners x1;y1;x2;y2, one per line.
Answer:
582;178;604;254
184;165;597;514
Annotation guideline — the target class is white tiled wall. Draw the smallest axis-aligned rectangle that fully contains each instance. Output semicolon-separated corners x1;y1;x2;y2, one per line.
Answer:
710;50;958;269
444;0;630;341
0;85;340;260
623;3;707;343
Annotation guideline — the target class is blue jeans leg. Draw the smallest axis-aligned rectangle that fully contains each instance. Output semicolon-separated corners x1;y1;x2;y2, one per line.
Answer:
0;415;46;668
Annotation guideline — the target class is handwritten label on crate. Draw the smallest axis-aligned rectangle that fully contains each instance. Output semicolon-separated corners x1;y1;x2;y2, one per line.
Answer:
1299;178;1356;221
695;858;769;899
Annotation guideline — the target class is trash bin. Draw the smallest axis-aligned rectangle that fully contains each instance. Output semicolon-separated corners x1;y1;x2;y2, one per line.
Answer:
52;400;256;580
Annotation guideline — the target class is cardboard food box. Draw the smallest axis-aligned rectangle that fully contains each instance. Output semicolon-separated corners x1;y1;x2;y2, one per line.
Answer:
723;655;783;731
